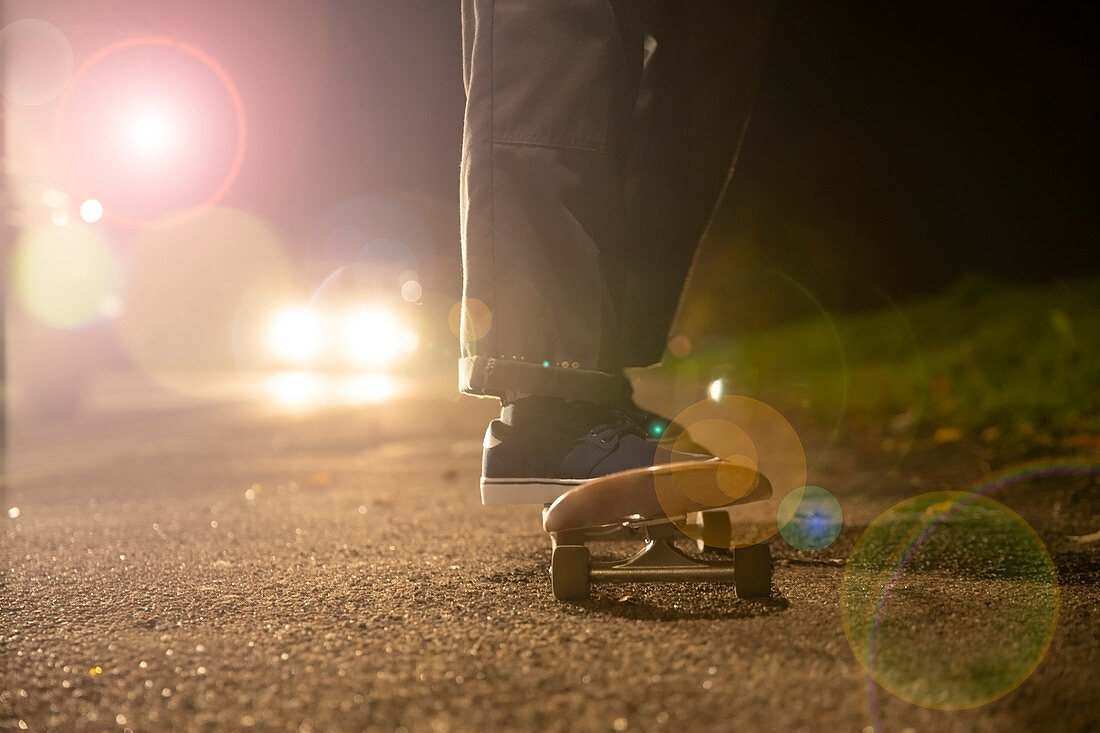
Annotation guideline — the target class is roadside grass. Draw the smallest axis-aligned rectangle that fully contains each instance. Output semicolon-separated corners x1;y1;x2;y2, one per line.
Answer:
661;276;1100;449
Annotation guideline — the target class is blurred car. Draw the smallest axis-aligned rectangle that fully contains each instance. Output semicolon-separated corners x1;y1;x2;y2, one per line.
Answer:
263;266;419;372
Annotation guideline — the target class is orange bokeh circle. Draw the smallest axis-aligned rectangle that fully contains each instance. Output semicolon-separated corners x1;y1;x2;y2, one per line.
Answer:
656;395;808;548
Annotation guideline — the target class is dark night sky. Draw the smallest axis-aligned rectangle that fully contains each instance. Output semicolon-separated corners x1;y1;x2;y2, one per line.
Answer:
250;1;1096;322
718;1;1097;311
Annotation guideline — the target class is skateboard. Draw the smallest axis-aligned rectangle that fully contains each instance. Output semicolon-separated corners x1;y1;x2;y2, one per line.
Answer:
541;460;774;601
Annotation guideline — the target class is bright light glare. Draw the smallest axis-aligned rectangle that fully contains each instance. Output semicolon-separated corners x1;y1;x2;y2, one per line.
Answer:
79;199;103;223
268;306;323;364
267;370;324;409
343;307;418;368
708;379;726;402
265;371;400;410
125;105;177;159
341;374;398;404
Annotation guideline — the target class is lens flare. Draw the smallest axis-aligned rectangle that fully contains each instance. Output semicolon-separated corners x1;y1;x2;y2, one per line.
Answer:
853;459;1098;729
309;195;437;292
449;298;493;342
668;334;692;358
777;486;842;551
10;224;123;329
80;199;104;223
400;279;422;303
0;19;73;106
655;395;807;549
695;269;848;472
323;224;367;264
708;378;726;402
124;103;179;160
55;36;247;228
842;491;1058;711
114;207;296;399
352;238;419;297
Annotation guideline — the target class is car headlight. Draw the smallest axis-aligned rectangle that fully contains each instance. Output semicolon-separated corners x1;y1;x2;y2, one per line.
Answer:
342;306;418;368
267;305;323;364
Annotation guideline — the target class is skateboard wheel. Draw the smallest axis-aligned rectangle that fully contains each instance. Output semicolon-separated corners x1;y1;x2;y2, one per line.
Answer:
734;543;772;598
699;510;733;552
551;545;590;600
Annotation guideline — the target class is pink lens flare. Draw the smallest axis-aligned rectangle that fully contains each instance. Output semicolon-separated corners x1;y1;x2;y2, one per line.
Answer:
54;36;247;229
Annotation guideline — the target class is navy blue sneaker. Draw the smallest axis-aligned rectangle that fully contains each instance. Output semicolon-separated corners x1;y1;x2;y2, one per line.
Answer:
480;399;713;504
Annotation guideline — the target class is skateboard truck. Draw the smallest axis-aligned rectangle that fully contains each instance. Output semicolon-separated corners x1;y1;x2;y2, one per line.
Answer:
547;511;772;601
540;460;775;601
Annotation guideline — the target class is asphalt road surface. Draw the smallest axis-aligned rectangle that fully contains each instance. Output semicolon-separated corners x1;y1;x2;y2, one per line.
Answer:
2;374;1098;731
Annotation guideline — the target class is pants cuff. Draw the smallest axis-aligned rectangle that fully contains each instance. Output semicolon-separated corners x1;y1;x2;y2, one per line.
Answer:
459;356;628;406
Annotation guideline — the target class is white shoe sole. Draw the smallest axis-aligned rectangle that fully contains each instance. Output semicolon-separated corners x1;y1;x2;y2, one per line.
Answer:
480;477;586;505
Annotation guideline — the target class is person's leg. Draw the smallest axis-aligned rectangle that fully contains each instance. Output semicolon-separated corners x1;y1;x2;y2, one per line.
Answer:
459;0;645;406
461;0;712;504
620;4;694;367
619;1;777;368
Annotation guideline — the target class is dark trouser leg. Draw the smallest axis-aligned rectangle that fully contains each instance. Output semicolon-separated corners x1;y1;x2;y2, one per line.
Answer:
621;1;777;367
621;5;693;367
459;0;646;404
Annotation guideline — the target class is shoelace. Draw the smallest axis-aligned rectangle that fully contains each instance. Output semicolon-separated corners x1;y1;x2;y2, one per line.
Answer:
619;406;671;440
584;408;648;444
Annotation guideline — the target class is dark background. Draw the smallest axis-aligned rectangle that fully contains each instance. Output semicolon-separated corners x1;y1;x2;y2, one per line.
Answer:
712;0;1097;319
294;0;1095;328
6;0;1095;334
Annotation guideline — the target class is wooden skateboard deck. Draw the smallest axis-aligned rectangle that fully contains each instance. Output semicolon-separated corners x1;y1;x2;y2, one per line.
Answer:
541;460;774;601
543;459;770;533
